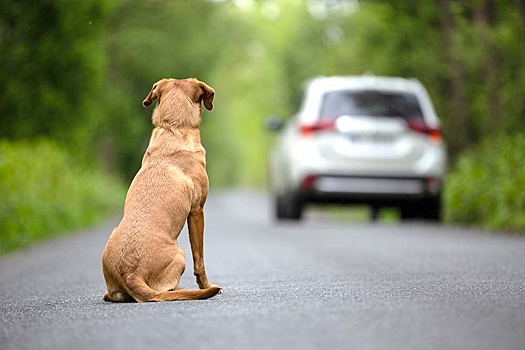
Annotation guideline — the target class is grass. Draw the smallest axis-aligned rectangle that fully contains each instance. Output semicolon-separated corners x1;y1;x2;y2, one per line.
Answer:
444;133;525;233
0;139;126;255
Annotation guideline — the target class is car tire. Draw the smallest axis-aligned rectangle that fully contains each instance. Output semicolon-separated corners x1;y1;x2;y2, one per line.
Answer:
275;193;303;221
400;203;419;221
420;196;441;222
400;196;441;222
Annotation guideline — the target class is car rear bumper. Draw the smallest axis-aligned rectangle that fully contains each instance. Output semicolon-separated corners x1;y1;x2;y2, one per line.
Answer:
297;175;441;205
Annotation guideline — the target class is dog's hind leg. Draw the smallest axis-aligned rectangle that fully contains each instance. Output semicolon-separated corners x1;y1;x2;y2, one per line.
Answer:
149;245;186;292
103;290;134;302
125;273;220;302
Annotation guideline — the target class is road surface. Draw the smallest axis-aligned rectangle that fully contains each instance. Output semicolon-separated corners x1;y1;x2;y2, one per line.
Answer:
1;190;524;350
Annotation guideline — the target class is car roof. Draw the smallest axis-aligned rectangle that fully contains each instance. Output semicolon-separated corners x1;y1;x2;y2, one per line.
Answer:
304;75;426;94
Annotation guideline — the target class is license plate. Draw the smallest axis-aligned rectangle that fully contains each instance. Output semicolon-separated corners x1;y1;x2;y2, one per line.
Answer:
347;133;395;143
316;177;424;195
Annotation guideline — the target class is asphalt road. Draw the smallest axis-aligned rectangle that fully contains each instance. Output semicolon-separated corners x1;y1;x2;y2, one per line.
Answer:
1;190;524;350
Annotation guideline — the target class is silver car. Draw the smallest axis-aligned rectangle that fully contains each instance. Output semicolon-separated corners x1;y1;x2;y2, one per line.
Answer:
267;75;447;221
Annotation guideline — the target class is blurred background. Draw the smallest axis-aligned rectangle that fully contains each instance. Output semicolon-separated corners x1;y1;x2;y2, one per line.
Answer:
1;0;525;253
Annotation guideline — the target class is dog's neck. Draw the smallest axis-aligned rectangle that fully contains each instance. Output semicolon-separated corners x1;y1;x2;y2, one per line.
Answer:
143;126;204;167
151;126;202;143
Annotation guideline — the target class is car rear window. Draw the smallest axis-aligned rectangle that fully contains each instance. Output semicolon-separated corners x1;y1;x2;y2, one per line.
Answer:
319;90;424;120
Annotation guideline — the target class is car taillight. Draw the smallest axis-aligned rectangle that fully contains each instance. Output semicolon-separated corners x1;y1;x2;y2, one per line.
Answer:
299;119;335;137
407;119;443;145
300;174;317;190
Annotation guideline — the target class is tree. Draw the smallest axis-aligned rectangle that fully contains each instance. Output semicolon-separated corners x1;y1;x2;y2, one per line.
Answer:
439;0;470;151
0;0;111;150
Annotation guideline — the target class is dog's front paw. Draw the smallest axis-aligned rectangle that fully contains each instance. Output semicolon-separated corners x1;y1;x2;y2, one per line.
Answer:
210;284;222;294
196;276;212;290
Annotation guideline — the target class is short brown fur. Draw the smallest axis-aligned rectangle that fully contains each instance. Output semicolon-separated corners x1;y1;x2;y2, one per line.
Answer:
101;78;220;302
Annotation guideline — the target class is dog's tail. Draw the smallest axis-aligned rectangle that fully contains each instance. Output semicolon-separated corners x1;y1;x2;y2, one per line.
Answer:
126;275;221;302
150;287;221;302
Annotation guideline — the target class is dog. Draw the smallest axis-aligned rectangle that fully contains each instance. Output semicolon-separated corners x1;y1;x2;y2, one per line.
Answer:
101;78;221;302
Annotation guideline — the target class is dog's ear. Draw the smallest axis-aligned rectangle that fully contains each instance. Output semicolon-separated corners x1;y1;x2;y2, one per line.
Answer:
143;82;159;107
198;81;215;111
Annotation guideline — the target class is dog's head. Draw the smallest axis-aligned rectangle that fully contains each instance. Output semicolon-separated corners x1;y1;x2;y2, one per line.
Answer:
143;78;215;127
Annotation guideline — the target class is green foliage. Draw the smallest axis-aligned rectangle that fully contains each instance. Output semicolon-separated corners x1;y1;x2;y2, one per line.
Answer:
444;134;525;232
0;139;125;254
0;0;113;150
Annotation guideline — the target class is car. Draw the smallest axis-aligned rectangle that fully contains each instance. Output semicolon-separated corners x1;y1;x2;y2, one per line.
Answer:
266;75;447;221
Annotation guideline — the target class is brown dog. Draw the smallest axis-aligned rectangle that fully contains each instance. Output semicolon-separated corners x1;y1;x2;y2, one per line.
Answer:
101;78;221;302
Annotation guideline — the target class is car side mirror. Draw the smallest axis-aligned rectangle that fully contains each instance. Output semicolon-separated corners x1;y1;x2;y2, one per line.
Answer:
264;115;285;131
